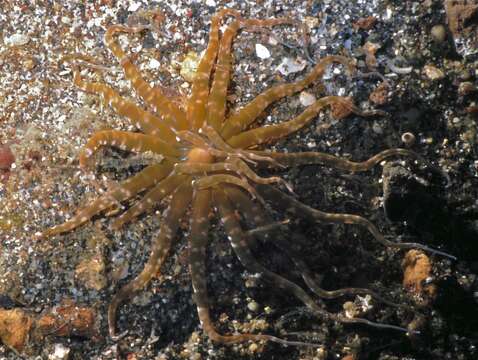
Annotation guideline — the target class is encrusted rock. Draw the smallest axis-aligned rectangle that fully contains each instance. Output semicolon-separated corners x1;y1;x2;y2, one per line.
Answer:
75;253;107;291
402;250;437;305
35;300;98;339
445;0;478;58
369;81;390;105
0;301;98;355
362;41;380;69
0;308;33;354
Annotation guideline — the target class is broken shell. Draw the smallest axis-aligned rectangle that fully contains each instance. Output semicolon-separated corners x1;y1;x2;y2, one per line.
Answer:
5;33;30;46
255;43;271;59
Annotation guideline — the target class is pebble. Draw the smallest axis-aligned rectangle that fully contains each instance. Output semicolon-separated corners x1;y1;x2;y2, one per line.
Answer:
402;250;437;306
5;33;30;46
75;253;107;291
49;343;70;360
372;120;384;134
0;144;15;170
127;2;142;12
299;91;316;106
304;16;320;29
458;81;477;96
423;64;445;80
343;301;359;318
255;43;271;59
248;343;259;353
148;58;161;70
316;347;328;360
431;24;447;43
247;300;259;312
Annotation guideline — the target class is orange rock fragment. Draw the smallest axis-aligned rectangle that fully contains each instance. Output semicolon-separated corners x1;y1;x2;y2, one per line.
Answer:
0;308;33;353
330;97;354;120
445;0;478;37
369;81;391;105
36;301;98;339
0;301;98;355
0;143;15;182
362;41;380;69
466;105;478;114
0;144;15;170
402;250;437;305
353;16;377;30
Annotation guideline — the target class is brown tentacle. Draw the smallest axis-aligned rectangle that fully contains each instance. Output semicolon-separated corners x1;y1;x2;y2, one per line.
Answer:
224;186;399;308
256;185;455;259
108;182;193;338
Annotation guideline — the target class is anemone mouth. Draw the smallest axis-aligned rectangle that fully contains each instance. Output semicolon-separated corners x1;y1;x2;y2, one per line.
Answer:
187;147;215;164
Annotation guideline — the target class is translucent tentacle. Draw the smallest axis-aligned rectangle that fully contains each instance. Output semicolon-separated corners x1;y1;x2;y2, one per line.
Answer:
110;174;189;230
199;125;284;168
79;130;182;169
194;174;263;204
108;182;193;338
207;16;299;132
188;188;306;345
188;9;241;130
256;185;456;260
252;148;417;171
215;189;409;333
105;25;188;130
175;157;293;193
221;55;355;139
227;96;368;149
63;59;178;143
39;163;173;239
225;186;399;308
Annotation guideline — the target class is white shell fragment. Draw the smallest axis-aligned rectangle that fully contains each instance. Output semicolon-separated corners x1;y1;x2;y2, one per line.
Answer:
49;343;70;360
148;58;161;70
299;91;316;106
276;57;307;76
127;2;141;12
255;43;271;59
5;33;30;46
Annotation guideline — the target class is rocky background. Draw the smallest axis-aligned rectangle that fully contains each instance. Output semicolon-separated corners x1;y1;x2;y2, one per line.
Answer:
0;0;477;359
